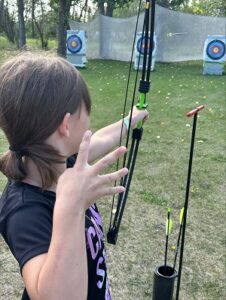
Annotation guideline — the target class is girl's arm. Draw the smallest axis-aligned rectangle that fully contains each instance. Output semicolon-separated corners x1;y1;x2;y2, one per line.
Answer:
88;106;149;163
22;132;128;300
22;212;87;300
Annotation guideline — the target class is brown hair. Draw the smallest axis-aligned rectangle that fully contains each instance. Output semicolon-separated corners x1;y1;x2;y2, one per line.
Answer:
0;53;91;189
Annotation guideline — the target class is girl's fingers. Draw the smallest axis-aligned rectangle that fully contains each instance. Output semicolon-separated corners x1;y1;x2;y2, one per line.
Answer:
93;146;127;174
75;130;92;168
101;185;125;196
143;113;150;122
100;167;128;184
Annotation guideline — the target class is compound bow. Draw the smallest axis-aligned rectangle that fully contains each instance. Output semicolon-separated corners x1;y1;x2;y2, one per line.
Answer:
107;0;156;245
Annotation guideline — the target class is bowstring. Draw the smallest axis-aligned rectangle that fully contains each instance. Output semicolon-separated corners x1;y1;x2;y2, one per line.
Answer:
109;0;144;229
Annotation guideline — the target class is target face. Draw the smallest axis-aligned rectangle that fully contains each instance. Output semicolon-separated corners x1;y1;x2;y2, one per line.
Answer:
206;40;225;60
137;36;155;55
67;35;83;53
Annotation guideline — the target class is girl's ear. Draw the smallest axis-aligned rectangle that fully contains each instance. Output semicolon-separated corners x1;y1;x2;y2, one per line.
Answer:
58;113;71;137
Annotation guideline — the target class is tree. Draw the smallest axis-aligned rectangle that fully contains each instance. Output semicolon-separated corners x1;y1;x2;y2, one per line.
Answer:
33;1;49;48
94;0;130;17
78;0;90;21
94;0;190;17
157;0;225;16
52;0;90;57
157;0;189;9
57;0;71;57
0;0;16;43
113;0;144;18
183;0;226;17
31;0;36;38
17;0;26;48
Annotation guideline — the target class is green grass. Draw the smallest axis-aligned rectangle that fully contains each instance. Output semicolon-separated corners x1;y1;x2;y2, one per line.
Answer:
0;35;57;50
0;36;17;50
0;52;225;299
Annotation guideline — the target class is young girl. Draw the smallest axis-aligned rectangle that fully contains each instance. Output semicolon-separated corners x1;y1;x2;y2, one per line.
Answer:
0;54;148;300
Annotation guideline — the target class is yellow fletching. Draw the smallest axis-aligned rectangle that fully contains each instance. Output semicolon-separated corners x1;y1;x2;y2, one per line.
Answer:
166;218;173;235
169;218;173;234
180;208;184;224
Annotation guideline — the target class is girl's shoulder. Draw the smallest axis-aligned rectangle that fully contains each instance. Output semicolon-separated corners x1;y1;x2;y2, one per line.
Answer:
0;180;55;232
0;181;56;274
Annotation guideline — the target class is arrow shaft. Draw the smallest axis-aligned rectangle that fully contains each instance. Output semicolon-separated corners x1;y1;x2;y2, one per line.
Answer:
175;113;198;300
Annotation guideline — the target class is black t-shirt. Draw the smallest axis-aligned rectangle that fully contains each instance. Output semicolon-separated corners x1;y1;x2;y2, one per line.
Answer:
0;158;111;300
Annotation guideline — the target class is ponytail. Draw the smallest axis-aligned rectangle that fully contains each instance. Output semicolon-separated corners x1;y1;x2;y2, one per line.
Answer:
0;150;27;181
0;144;66;189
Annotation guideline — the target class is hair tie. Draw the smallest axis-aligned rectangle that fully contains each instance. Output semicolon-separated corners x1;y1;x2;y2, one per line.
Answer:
9;146;29;159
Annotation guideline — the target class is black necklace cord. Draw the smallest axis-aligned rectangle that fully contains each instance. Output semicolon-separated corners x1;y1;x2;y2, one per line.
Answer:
107;0;156;245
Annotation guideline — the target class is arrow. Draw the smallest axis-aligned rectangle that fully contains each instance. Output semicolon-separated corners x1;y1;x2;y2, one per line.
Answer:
164;208;173;274
173;207;184;271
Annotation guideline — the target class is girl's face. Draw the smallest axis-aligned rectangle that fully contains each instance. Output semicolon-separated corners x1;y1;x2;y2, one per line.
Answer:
68;103;90;154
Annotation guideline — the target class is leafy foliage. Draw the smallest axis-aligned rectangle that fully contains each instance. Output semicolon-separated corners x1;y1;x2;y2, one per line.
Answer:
93;0;131;16
157;0;189;9
181;0;226;17
0;0;16;43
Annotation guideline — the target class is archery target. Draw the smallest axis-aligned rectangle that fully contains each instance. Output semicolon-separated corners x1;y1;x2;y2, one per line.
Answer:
66;30;87;68
136;33;157;56
67;35;82;54
206;40;225;60
203;36;226;63
66;30;86;55
134;32;157;71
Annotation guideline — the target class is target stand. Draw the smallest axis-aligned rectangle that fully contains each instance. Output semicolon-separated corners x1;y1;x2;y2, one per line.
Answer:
134;32;157;71
66;30;87;68
203;35;226;75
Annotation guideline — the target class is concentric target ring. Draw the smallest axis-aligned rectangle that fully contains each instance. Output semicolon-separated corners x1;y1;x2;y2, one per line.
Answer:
137;36;155;55
206;40;225;60
67;35;83;54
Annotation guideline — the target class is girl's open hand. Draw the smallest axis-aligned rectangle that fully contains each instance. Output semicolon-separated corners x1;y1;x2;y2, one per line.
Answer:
56;130;128;213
